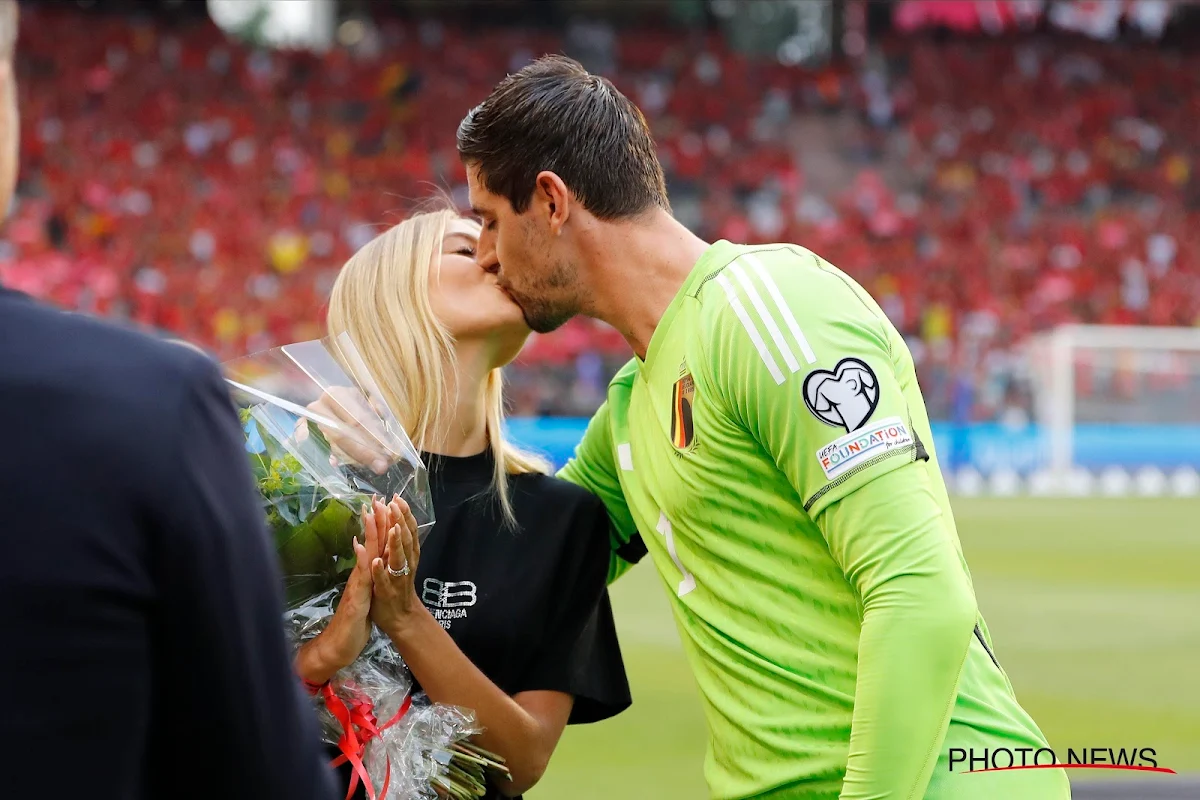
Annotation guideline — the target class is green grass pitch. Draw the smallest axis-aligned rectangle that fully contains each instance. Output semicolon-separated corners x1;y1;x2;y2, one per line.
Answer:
529;497;1200;799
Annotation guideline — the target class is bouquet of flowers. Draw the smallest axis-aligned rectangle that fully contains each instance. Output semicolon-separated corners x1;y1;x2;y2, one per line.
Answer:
224;334;510;800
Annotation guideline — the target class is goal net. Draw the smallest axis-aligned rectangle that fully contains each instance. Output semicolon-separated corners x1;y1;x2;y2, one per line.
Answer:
1026;325;1200;495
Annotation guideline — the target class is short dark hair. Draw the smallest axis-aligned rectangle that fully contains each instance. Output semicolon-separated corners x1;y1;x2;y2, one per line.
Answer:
457;54;669;220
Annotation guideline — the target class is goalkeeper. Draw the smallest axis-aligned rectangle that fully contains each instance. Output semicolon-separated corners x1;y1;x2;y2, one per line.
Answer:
455;56;1070;800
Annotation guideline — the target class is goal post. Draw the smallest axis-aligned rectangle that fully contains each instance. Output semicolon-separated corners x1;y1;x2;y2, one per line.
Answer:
1026;324;1200;484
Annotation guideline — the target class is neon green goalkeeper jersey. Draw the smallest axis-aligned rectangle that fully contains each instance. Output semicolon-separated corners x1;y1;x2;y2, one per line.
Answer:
559;241;1071;800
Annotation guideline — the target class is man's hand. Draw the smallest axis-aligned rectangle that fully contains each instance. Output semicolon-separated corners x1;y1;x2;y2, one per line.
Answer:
297;386;396;475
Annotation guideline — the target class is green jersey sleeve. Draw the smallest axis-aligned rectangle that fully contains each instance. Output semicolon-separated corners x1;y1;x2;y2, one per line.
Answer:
557;399;644;584
703;246;924;515
704;247;979;799
820;472;978;800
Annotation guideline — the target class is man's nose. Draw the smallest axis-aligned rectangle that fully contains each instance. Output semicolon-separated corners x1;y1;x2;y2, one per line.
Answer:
476;237;499;272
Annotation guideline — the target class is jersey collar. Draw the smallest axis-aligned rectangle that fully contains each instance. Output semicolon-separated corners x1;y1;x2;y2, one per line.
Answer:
640;239;737;376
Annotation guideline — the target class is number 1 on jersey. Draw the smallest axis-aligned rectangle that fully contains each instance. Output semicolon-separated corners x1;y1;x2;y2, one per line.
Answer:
656;512;696;597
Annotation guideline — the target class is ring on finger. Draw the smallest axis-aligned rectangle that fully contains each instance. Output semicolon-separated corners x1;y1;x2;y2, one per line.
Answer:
387;562;410;578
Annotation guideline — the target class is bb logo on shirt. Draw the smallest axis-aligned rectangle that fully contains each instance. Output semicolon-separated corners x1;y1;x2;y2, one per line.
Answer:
802;357;879;433
421;578;478;630
815;416;914;480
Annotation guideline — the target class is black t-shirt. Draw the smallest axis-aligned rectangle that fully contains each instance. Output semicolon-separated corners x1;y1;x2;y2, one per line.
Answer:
332;449;631;799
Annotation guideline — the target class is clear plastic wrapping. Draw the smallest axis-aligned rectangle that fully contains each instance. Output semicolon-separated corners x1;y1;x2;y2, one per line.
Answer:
224;335;508;799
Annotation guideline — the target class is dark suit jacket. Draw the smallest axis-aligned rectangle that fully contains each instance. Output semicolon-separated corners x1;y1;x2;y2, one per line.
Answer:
0;286;336;800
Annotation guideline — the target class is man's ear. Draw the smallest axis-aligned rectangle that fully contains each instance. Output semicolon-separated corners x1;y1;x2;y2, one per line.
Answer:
534;171;571;234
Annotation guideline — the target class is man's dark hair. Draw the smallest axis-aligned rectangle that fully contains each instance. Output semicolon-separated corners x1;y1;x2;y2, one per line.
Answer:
457;54;669;220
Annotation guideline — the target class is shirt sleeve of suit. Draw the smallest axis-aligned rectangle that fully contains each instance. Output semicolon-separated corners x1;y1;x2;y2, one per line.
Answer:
151;358;337;800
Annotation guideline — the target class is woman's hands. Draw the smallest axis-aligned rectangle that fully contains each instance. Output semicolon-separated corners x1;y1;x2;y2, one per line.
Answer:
296;496;425;687
369;497;425;639
295;497;389;685
327;498;392;660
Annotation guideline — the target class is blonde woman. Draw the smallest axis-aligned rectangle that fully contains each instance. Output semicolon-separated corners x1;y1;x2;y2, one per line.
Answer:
294;207;633;800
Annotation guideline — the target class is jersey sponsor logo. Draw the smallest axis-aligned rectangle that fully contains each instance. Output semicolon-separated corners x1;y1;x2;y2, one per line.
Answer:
815;416;913;479
803;357;879;432
670;367;696;450
421;578;478;630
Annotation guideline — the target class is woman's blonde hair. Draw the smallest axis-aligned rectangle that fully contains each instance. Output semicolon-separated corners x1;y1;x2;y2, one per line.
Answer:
326;206;551;529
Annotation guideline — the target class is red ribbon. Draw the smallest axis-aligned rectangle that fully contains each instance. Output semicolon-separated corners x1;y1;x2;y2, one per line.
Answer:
321;681;413;800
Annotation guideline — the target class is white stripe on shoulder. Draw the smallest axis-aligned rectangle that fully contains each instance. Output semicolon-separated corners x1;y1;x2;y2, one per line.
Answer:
742;252;817;364
728;259;800;375
715;272;784;385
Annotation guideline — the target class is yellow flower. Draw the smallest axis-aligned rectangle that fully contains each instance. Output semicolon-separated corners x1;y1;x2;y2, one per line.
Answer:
262;470;283;494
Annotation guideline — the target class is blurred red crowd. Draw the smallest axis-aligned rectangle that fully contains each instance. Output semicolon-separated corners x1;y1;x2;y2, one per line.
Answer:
2;6;1199;418
791;33;1200;421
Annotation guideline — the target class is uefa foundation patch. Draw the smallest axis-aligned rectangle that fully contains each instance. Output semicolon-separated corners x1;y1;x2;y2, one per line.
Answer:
816;416;914;479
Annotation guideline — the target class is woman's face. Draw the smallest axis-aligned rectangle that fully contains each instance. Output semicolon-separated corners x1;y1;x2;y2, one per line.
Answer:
428;219;530;365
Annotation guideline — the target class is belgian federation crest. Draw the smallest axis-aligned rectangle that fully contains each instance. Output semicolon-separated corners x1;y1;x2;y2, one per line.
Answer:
670;368;696;450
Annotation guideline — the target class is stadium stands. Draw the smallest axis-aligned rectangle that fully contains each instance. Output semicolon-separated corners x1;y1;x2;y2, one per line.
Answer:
3;4;1199;420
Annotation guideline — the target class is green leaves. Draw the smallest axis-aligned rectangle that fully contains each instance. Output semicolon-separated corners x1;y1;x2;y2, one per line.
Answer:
309;498;356;558
249;451;270;483
304;419;333;452
251;440;360;609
